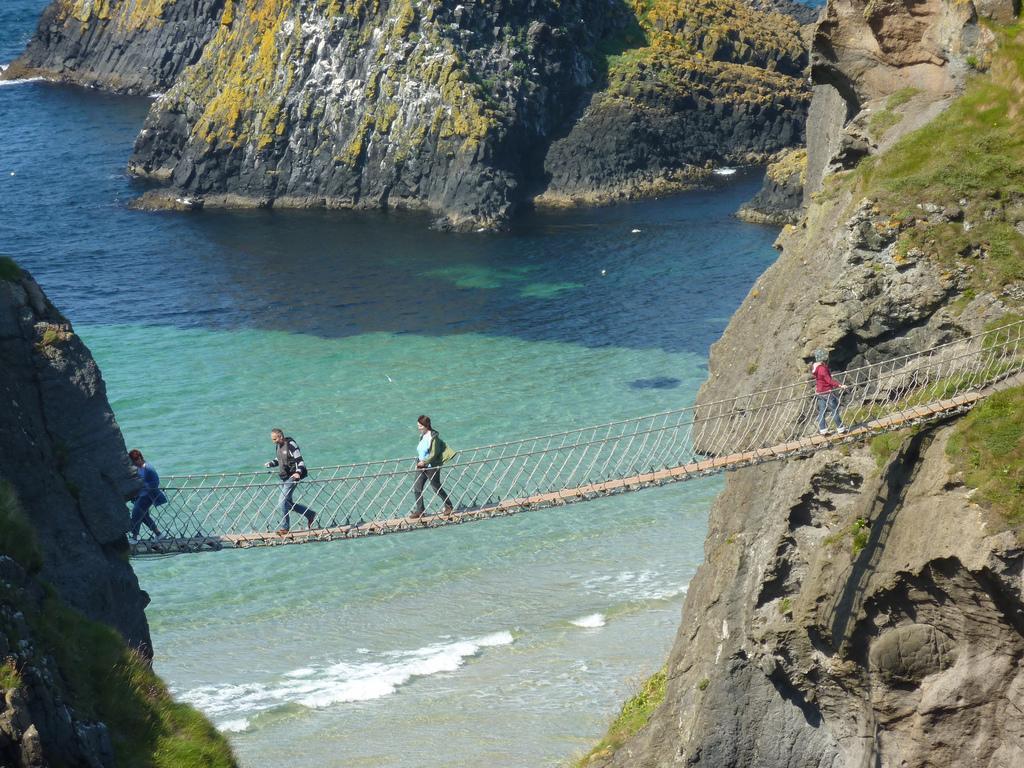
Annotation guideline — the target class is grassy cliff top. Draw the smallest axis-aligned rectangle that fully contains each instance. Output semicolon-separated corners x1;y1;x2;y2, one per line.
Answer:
634;0;805;73
846;24;1024;300
948;382;1024;540
604;41;807;104
602;0;807;109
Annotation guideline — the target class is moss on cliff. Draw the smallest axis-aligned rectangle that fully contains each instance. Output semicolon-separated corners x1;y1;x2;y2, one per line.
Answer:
0;256;23;283
0;481;43;574
948;384;1024;538
0;483;236;767
32;592;236;767
849;25;1024;299
767;147;807;184
595;0;807;142
572;667;667;767
634;0;805;72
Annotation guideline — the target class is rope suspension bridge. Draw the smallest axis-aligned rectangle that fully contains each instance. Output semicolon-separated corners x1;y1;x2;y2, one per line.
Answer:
132;320;1024;556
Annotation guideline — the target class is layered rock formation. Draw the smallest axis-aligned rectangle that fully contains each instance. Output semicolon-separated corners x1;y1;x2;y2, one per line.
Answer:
124;0;809;228
589;1;1024;766
4;0;809;229
805;0;1009;196
538;0;809;205
736;147;806;224
1;0;226;94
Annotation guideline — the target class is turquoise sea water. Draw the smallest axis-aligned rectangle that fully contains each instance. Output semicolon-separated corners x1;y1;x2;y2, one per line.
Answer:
2;3;781;765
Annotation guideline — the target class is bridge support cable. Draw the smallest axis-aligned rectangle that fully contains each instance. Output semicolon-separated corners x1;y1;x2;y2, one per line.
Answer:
134;321;1024;555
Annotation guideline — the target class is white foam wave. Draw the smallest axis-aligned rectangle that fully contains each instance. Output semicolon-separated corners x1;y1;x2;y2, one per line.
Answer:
714;167;737;176
0;76;46;87
571;613;606;629
584;570;689;603
180;631;514;727
218;719;250;733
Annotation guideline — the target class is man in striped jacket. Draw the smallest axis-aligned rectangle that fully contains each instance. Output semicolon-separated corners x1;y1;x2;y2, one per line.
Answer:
266;428;317;534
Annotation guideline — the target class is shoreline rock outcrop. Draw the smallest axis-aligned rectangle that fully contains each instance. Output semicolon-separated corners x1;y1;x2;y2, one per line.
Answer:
736;147;807;225
126;0;809;229
1;0;226;95
0;260;236;767
5;0;811;230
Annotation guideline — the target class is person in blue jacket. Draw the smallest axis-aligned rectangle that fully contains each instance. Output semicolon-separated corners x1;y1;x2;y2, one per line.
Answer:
411;415;454;519
128;449;165;542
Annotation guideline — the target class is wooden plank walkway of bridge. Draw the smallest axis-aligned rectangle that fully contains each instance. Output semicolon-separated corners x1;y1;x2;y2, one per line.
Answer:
132;388;992;556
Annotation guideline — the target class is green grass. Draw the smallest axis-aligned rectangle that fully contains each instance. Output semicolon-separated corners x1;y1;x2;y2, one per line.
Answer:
0;481;44;574
850;26;1024;297
824;516;871;556
1;483;234;766
870;430;910;469
0;255;22;282
867;109;903;141
28;589;237;768
885;87;920;111
572;668;667;767
0;658;21;691
851;518;870;556
947;384;1024;538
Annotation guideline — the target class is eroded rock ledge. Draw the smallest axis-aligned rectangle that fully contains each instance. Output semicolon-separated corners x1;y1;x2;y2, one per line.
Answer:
126;0;809;229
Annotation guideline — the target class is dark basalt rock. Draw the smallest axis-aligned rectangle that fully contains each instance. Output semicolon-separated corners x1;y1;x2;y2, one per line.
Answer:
8;0;811;229
737;147;807;225
0;0;226;94
0;267;151;656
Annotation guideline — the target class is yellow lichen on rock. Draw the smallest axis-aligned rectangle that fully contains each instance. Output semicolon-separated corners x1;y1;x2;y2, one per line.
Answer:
67;0;175;31
186;0;294;147
767;148;808;185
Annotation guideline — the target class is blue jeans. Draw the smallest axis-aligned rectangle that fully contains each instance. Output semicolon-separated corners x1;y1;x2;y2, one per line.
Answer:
130;495;160;537
278;478;315;531
816;391;844;432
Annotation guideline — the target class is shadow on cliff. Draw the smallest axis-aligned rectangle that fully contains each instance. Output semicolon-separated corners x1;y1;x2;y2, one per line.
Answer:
823;428;934;650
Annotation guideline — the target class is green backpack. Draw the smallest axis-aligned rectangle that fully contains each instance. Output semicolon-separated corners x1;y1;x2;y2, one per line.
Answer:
438;436;457;465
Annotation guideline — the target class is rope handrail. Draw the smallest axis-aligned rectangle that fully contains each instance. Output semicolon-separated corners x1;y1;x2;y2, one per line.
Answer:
133;319;1024;555
164;319;1024;484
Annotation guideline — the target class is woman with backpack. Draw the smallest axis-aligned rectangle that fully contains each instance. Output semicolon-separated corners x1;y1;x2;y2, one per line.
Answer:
411;415;455;519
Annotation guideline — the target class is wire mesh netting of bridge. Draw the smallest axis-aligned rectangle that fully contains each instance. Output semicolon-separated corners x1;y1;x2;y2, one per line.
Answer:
134;320;1024;556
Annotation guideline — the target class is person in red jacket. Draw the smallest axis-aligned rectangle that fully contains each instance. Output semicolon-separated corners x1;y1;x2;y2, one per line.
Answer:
812;349;847;435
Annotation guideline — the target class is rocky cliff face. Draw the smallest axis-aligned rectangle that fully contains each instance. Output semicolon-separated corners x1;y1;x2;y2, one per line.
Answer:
805;0;1014;196
0;263;150;654
107;0;805;229
0;262;235;767
590;1;1024;766
537;0;809;205
1;0;226;94
5;0;811;229
1;555;117;767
